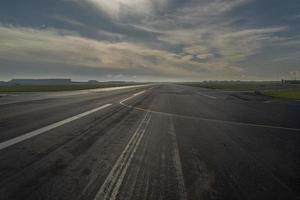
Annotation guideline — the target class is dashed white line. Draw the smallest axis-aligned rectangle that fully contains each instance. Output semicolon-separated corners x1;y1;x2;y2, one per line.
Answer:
0;103;112;150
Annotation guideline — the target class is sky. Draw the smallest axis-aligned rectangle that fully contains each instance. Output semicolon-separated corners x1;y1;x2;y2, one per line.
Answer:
0;0;299;81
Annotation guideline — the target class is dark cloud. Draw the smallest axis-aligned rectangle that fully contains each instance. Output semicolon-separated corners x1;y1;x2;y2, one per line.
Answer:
0;0;299;81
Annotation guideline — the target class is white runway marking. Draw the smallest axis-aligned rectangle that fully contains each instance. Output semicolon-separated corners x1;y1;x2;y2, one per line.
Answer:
94;112;151;200
0;104;112;151
0;84;151;106
197;92;217;99
0;101;23;105
90;84;149;92
120;90;146;105
121;102;300;132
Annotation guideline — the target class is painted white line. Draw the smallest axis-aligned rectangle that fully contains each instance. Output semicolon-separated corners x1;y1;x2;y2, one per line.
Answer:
120;103;300;132
90;84;150;92
0;84;152;106
94;112;151;200
169;118;187;200
133;91;146;96
0;104;112;151
197;92;217;99
120;90;146;105
0;101;23;105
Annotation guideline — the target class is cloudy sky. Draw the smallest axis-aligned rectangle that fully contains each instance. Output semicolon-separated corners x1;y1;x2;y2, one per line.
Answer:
0;0;299;81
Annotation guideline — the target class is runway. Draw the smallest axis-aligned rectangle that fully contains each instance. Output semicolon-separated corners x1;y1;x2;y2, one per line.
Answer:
0;84;299;200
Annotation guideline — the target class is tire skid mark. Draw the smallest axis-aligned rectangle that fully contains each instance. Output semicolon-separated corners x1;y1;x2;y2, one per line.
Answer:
118;89;188;200
159;143;166;199
169;117;188;200
124;124;149;200
127;129;151;200
0;103;141;200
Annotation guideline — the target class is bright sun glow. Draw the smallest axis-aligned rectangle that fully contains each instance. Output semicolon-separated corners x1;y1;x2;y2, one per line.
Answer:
89;0;159;19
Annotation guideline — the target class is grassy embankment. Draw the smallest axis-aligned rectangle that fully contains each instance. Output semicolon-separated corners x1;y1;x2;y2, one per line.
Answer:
181;82;300;100
262;89;300;100
0;83;142;92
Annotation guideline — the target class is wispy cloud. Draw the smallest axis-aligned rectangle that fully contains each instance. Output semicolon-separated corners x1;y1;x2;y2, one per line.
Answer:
0;0;299;80
50;15;86;27
0;25;212;78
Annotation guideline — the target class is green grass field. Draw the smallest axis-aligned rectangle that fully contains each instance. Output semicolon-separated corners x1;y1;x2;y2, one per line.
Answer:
180;82;289;90
263;89;300;100
180;82;300;100
0;83;141;92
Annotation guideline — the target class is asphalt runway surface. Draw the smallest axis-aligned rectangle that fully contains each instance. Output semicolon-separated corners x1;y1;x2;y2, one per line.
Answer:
0;84;299;200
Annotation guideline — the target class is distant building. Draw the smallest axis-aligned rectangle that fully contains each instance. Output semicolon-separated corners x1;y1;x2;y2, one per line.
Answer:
10;79;72;85
0;81;9;86
281;80;300;85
